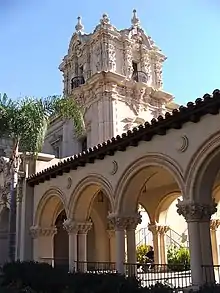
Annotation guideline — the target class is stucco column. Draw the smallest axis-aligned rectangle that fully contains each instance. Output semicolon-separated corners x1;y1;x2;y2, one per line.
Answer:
107;227;116;263
126;213;142;275
177;199;217;287
77;221;92;272
148;223;160;264
210;219;220;266
30;225;57;264
63;219;78;272
158;225;170;265
108;214;126;274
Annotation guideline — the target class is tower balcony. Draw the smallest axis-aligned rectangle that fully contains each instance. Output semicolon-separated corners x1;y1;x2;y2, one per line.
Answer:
71;76;85;89
132;71;148;84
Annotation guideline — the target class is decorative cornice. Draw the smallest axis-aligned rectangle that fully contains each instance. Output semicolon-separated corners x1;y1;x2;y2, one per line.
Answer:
27;89;220;186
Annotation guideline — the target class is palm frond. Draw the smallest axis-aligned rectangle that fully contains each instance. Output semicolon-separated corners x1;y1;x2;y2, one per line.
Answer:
0;94;85;155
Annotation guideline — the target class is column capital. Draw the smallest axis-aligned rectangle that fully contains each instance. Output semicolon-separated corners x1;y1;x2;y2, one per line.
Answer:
148;223;169;235
63;219;78;234
77;221;93;234
30;225;57;239
158;225;170;234
107;213;142;231
210;219;220;231
176;199;217;222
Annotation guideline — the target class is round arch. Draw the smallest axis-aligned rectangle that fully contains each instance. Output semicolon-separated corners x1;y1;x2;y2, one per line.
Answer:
154;191;181;224
115;153;184;214
68;174;114;221
185;131;220;203
34;187;67;227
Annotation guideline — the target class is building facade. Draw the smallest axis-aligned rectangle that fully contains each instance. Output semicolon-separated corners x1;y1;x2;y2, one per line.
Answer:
1;11;220;289
43;10;177;158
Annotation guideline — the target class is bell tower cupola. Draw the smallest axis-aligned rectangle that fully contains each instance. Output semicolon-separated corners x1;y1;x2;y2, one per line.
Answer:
59;11;175;148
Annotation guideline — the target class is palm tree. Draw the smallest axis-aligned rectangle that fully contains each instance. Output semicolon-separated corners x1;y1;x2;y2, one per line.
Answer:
0;93;84;261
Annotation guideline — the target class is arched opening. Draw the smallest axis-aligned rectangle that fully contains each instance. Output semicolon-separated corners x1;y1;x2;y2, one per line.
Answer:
115;156;184;272
156;193;188;250
33;189;67;264
69;176;114;267
135;204;152;248
54;210;68;269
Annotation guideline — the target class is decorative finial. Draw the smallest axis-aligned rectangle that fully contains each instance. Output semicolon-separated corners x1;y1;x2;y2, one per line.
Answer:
75;16;84;33
100;13;110;25
131;9;140;28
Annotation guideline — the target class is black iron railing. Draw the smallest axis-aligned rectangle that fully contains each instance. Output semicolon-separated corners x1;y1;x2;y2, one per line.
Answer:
124;263;191;289
39;259;192;289
75;261;116;273
71;76;85;89
132;71;148;83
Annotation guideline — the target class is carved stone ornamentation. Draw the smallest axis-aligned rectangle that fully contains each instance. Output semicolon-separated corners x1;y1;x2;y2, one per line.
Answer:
67;177;72;189
176;135;189;153
210;219;220;231
108;213;142;231
63;219;78;234
77;221;93;234
30;226;57;239
148;223;170;235
157;225;170;235
154;58;163;89
176;199;217;222
110;160;118;175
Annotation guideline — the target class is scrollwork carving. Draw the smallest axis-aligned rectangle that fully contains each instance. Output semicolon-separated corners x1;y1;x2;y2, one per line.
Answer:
63;219;78;234
210;219;220;231
107;213;142;231
148;223;170;235
77;221;93;234
176;199;217;222
30;226;57;238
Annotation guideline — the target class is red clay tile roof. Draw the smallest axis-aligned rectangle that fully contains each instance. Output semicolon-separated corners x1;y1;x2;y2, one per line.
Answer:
27;89;220;186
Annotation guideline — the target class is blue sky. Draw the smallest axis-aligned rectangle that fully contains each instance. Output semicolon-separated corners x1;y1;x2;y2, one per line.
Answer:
0;0;219;104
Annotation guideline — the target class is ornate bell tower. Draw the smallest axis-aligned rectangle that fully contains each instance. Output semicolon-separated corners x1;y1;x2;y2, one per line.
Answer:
57;11;176;154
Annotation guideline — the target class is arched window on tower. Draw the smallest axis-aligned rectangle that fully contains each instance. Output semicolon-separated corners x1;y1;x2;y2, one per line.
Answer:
71;64;85;89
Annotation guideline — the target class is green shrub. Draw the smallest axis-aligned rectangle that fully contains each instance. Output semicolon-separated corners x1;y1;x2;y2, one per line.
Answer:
0;261;141;293
167;245;190;272
136;244;151;263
